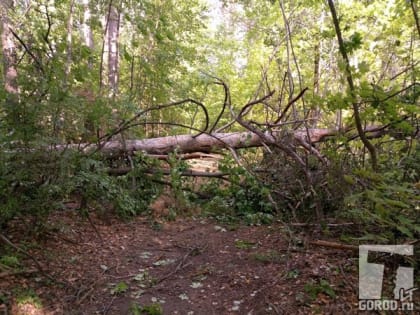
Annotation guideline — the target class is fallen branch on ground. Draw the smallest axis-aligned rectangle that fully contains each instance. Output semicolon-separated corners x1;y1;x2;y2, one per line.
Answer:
309;240;358;251
0;233;61;283
156;245;207;285
0;268;38;278
108;167;227;178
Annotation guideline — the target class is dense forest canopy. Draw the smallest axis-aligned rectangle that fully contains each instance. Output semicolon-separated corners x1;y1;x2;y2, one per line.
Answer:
0;0;419;237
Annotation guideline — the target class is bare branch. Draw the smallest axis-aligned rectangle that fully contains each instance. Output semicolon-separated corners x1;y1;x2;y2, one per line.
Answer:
274;87;309;124
96;98;210;149
9;28;44;73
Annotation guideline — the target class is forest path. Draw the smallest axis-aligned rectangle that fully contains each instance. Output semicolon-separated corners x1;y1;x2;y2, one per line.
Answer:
1;212;358;314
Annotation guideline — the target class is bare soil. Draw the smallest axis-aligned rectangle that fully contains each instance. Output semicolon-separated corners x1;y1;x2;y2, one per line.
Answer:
0;210;361;315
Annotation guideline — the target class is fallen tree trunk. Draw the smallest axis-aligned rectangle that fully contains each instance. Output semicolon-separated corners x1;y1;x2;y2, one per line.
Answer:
108;167;227;178
67;126;386;156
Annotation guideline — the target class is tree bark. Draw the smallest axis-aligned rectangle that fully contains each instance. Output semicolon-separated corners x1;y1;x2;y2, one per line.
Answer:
0;0;19;96
65;126;387;156
107;4;120;97
81;0;94;51
65;0;75;87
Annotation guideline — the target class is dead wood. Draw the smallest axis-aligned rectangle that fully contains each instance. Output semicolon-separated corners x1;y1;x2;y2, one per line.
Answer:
58;125;388;156
0;268;38;278
0;233;60;283
108;167;227;178
309;240;358;251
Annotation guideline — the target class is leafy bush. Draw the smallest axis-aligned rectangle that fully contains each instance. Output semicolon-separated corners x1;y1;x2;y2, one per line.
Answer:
70;153;161;218
201;156;274;224
0;148;67;229
343;168;419;241
0;143;161;230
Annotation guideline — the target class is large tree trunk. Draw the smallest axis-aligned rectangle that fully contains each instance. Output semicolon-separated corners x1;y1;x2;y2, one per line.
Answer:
69;126;386;155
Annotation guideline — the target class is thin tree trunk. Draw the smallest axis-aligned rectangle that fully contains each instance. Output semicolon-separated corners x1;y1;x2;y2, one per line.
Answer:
279;0;295;118
100;0;113;93
1;0;19;96
311;42;321;128
65;0;75;87
410;0;420;38
81;0;94;68
107;4;120;98
327;0;378;170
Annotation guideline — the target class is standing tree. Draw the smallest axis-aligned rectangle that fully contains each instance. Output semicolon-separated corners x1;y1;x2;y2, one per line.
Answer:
0;0;19;97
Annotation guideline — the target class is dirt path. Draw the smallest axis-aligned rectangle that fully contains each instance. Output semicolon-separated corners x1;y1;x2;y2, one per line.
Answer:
1;212;359;314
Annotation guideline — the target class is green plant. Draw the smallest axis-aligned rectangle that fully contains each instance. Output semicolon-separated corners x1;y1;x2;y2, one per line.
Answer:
304;279;336;300
14;288;42;309
0;148;68;230
71;154;161;219
201;156;274;223
0;255;20;268
343;168;420;241
286;269;300;279
166;151;191;214
110;281;129;295
0;292;7;305
129;302;163;315
234;239;256;250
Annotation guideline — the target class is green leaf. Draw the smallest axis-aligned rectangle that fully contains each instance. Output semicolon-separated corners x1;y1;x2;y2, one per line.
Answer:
357;61;370;74
166;31;176;41
396;225;413;238
111;281;129;295
343;175;356;185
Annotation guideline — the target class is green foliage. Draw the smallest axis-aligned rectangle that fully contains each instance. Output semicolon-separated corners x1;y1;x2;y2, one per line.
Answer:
286;269;300;279
130;303;163;315
343;32;363;54
14;288;42;308
0;141;161;228
304;279;336;300
0;293;7;306
201;156;274;224
234;239;256;250
343;165;419;241
72;154;161;218
110;281;129;295
0;147;67;229
0;255;20;268
166;151;189;209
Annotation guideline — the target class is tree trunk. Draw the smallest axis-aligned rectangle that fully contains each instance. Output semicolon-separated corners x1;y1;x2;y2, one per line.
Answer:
107;4;120;98
65;126;387;156
0;0;19;96
327;0;378;170
81;0;94;52
65;0;75;87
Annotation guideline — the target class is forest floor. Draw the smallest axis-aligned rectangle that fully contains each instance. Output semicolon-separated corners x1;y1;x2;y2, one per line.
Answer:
1;145;418;315
0;209;361;315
